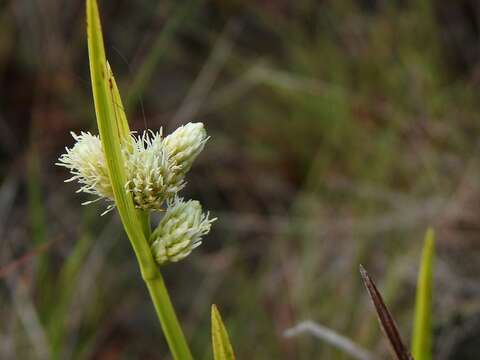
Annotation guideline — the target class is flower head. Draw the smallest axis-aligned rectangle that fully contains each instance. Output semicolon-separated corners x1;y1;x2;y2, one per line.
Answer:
163;122;208;177
125;131;185;210
57;123;209;212
150;197;215;265
56;132;113;203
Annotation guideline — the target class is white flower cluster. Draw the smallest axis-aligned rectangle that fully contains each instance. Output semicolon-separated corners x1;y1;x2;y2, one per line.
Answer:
150;198;215;264
125;131;184;210
57;131;114;203
57;122;214;265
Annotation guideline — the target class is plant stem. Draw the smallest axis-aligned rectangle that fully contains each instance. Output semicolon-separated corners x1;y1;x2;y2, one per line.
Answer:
86;1;194;357
145;272;194;360
139;211;193;360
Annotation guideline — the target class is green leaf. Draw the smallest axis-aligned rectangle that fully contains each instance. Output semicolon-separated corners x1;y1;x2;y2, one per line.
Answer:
106;62;131;142
86;4;193;360
86;0;154;276
105;61;151;238
211;305;236;360
411;227;435;360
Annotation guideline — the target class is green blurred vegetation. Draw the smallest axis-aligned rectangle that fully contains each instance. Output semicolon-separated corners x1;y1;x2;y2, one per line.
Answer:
1;0;480;359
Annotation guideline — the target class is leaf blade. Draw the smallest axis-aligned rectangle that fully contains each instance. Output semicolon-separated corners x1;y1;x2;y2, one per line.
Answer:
211;304;236;360
106;62;131;141
86;0;154;275
411;228;435;360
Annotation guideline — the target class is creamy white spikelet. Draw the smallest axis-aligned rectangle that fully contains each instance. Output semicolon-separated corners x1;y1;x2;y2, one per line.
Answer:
56;132;114;203
163;122;208;177
150;197;215;265
58;124;209;212
125;131;185;210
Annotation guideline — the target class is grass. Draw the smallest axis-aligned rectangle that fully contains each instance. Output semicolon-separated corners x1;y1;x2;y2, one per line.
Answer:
412;228;435;360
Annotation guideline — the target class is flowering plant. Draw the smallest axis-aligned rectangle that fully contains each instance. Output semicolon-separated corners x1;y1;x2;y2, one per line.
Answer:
58;124;215;265
55;2;234;359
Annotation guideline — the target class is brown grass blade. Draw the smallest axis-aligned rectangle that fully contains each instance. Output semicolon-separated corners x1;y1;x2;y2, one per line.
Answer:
359;265;414;360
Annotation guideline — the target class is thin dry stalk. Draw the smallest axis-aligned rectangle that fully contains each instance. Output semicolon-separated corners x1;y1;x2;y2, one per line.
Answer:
359;265;414;360
284;320;377;360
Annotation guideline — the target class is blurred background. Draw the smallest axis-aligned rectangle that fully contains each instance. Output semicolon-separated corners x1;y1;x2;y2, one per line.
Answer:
1;0;480;358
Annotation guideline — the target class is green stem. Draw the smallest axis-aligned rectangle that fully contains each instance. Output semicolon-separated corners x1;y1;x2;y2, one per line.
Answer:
145;272;194;360
138;211;193;359
138;210;152;240
129;211;192;360
128;211;193;360
86;1;194;358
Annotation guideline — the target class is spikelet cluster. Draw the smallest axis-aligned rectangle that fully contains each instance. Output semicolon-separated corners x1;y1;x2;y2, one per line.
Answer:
164;122;208;179
58;122;214;265
150;197;215;264
58;122;207;210
57;132;114;203
125;131;184;210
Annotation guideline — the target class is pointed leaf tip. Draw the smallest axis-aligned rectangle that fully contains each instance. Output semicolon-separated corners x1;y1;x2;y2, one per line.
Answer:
412;228;435;360
360;265;413;360
211;304;236;360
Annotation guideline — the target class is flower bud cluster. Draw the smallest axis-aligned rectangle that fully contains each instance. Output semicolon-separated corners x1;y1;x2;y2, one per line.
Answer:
164;122;208;179
58;122;214;264
125;131;184;210
150;197;215;264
